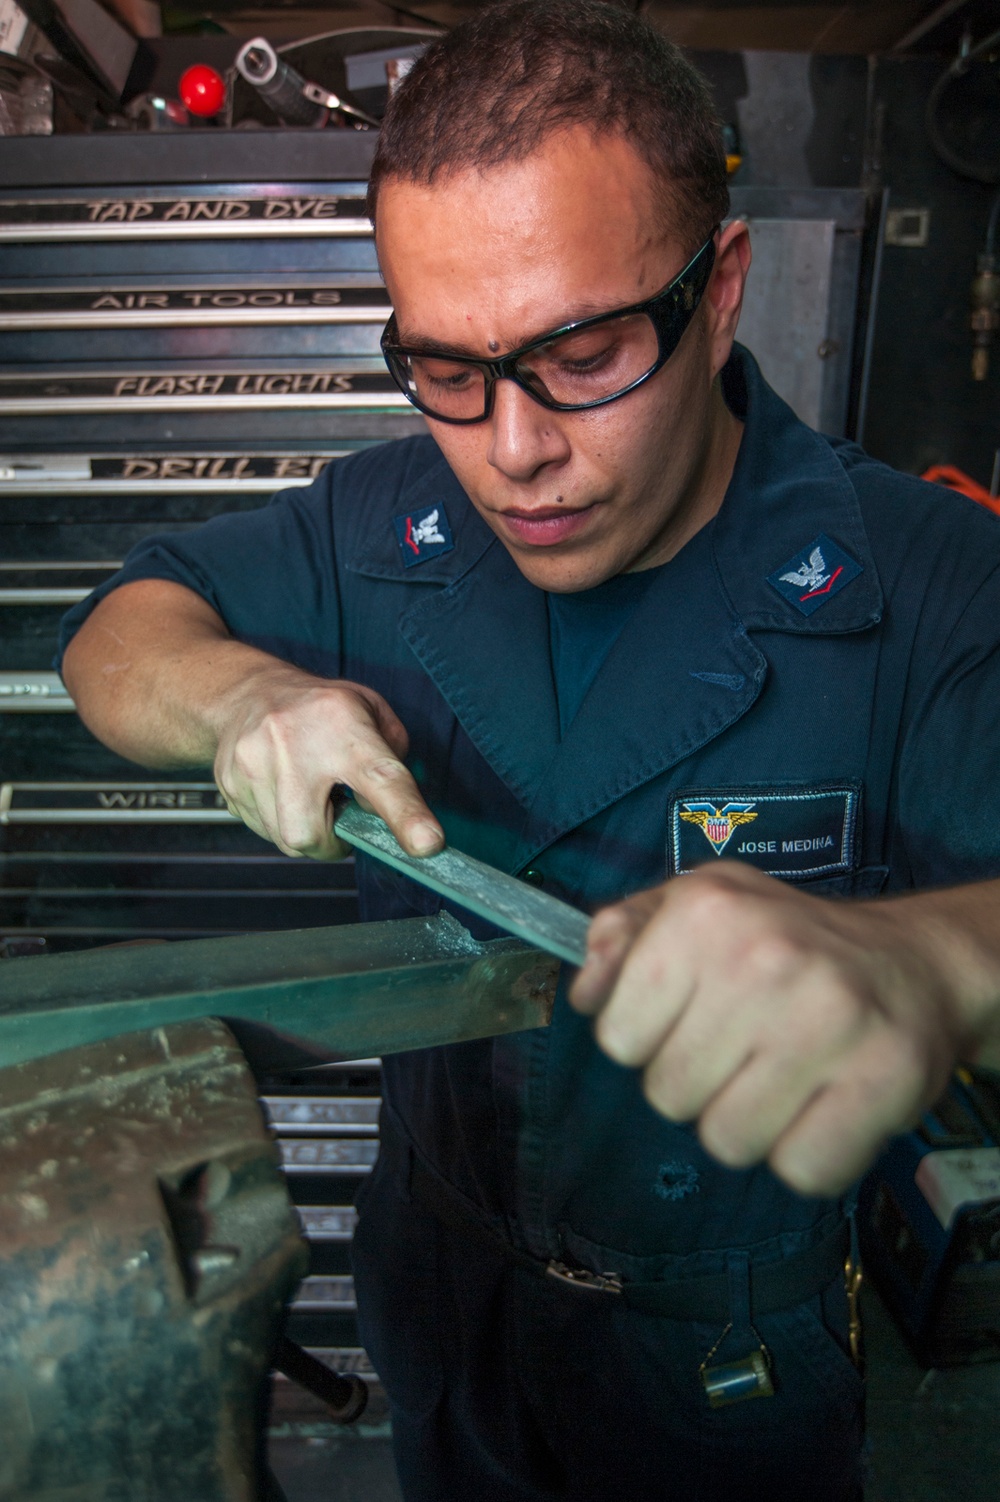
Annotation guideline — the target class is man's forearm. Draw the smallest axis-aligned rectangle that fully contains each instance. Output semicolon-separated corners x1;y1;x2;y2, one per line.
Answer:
61;578;304;770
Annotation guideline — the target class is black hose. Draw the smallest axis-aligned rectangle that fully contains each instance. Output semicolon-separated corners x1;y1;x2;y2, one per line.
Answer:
925;27;1000;185
273;1336;369;1423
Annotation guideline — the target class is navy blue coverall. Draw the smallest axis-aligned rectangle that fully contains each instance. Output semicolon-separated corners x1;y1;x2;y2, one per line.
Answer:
60;349;1000;1501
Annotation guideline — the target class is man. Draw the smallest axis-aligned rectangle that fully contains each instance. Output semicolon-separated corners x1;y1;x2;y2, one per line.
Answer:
59;3;1000;1498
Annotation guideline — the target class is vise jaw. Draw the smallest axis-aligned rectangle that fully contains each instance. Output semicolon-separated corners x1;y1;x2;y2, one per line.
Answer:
0;1017;305;1502
0;914;557;1499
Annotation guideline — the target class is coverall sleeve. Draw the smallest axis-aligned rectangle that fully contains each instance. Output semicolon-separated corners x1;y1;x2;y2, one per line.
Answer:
55;470;344;682
896;560;1000;886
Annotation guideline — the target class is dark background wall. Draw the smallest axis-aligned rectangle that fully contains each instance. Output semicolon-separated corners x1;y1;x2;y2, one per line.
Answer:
693;44;999;484
862;55;999;484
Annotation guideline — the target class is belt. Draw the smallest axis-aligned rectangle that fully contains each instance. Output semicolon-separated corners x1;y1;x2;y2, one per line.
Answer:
409;1154;848;1324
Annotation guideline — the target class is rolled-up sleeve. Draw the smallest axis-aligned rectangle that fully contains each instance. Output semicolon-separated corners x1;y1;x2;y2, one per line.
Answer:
56;470;344;682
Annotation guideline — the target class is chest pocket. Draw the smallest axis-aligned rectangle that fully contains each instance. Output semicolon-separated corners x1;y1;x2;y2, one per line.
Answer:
800;865;888;899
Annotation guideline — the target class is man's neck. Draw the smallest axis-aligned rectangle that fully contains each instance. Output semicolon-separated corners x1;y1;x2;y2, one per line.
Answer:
631;379;744;572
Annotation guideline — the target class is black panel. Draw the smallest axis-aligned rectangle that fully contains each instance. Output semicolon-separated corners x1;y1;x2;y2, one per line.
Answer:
0;131;379;187
861;56;1000;481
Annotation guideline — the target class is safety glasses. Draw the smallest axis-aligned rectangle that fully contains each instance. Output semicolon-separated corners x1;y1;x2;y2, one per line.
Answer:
380;232;718;425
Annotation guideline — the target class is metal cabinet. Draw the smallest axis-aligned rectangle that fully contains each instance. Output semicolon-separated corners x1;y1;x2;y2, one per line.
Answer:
0;129;423;1427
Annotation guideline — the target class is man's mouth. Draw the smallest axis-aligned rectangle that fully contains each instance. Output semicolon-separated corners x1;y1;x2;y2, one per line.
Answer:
494;504;596;547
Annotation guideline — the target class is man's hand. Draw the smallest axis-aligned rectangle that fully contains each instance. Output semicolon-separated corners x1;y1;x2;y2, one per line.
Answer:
213;668;443;860
62;578;443;862
569;863;988;1197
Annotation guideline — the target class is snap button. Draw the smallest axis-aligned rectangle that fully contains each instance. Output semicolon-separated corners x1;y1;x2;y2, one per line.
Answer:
521;868;545;887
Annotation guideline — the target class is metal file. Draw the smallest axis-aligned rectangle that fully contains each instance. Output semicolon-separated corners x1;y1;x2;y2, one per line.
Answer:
333;803;590;968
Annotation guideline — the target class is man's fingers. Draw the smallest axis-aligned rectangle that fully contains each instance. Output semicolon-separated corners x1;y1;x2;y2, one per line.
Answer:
214;678;438;860
591;912;695;1067
687;1046;829;1171
345;733;443;857
766;1064;925;1198
639;993;760;1125
688;1022;931;1196
364;691;412;763
570;890;662;1014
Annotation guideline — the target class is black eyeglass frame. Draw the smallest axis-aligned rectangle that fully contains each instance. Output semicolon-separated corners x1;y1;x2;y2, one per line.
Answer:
380;231;719;425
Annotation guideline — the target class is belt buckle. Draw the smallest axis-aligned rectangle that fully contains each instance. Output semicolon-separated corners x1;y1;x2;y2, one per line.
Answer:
545;1258;623;1294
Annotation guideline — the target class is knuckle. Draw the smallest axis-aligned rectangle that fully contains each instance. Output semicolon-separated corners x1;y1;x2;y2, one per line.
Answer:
742;930;805;987
588;901;645;950
361;755;409;787
229;736;268;783
594;1007;645;1066
787;970;867;1052
273;811;317;855
673;878;747;940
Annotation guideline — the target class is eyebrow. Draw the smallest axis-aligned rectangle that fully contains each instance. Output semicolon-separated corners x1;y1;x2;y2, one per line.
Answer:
394;294;643;360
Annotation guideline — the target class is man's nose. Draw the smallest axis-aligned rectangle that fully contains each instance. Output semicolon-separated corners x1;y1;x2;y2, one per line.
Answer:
486;378;571;480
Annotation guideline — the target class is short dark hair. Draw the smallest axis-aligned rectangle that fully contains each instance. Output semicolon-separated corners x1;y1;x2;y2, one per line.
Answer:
367;0;728;249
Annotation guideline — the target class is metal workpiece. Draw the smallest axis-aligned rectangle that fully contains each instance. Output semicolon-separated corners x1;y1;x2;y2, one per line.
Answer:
334;803;591;967
0;1016;308;1502
0;911;558;1072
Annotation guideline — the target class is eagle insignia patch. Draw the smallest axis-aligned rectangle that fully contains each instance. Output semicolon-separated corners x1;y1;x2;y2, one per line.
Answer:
767;533;862;617
393;503;454;568
678;800;758;856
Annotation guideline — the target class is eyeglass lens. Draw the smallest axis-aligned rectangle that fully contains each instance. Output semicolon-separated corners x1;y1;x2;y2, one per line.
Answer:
398;310;661;421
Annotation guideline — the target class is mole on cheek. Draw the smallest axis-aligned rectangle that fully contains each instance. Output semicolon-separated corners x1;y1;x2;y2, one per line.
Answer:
489;340;500;353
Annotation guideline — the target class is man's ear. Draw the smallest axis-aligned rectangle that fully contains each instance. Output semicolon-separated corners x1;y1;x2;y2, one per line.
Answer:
706;220;751;377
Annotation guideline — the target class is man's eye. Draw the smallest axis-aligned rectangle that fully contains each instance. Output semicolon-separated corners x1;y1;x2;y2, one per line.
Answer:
413;359;476;390
531;337;623;382
556;346;618;375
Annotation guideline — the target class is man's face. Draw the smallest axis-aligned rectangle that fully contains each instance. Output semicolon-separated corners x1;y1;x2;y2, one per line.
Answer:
376;128;748;592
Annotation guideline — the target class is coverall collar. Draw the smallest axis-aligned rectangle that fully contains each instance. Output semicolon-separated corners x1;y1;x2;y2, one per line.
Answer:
354;347;882;838
712;347;883;633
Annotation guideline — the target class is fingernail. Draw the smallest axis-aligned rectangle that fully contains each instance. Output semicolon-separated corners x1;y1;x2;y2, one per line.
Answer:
411;822;443;855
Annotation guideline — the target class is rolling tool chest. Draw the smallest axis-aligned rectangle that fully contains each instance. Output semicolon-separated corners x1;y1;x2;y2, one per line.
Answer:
0;129;424;1418
861;1066;1000;1368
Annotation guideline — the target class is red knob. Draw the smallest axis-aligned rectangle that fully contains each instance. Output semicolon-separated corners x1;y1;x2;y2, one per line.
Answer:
179;64;226;118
